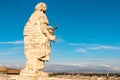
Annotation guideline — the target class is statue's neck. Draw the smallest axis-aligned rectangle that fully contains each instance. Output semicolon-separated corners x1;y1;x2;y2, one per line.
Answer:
35;9;46;14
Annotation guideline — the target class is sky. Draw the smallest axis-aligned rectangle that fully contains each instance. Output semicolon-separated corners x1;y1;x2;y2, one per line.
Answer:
0;0;120;73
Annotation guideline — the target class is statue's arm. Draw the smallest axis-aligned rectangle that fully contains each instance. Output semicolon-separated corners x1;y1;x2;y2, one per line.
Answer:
41;24;56;41
39;13;56;41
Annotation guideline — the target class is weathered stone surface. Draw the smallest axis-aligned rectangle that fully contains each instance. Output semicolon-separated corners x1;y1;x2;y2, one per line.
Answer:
20;2;56;77
0;75;76;80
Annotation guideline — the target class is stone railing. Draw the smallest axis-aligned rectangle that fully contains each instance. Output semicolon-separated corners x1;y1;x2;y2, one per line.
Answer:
0;75;75;80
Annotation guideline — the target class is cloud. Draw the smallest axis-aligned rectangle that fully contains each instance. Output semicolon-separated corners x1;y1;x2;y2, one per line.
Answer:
0;63;24;69
99;64;111;68
69;43;120;53
75;48;87;53
88;45;120;50
113;67;120;71
98;64;120;71
0;40;23;45
69;43;99;46
0;46;23;55
0;64;3;67
44;64;120;73
69;43;85;46
56;38;65;43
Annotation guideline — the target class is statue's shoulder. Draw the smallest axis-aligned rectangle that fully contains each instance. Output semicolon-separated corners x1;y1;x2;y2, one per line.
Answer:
33;11;45;16
30;11;40;18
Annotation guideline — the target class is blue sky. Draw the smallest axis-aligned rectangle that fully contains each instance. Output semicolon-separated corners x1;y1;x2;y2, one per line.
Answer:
0;0;120;72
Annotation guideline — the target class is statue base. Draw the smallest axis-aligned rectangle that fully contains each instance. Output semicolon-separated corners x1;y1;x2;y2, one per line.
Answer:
20;70;48;77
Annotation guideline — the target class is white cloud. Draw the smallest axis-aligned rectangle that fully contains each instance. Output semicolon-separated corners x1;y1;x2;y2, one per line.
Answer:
0;40;23;45
113;67;120;71
75;48;87;53
0;63;24;69
69;43;99;46
69;42;120;49
0;64;3;67
88;45;120;50
99;64;112;68
71;64;89;67
56;38;65;43
74;63;120;72
99;64;120;71
69;43;85;46
69;43;120;52
0;46;23;55
45;63;120;73
14;64;24;69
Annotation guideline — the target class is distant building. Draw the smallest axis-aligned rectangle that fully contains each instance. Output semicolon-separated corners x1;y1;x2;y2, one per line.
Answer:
0;67;20;75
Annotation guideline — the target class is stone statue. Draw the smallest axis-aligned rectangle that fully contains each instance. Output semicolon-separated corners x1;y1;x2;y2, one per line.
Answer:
20;2;56;76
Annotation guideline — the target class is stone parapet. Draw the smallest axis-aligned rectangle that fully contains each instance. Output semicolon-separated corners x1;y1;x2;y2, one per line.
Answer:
0;75;76;80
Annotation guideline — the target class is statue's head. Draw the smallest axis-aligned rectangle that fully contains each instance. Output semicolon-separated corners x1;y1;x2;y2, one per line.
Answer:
35;2;47;12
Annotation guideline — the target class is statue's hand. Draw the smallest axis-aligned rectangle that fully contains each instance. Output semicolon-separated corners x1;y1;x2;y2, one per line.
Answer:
48;28;54;35
47;26;54;35
49;36;56;41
